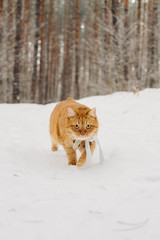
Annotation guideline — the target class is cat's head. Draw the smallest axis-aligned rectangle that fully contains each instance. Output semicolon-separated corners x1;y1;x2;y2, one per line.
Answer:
66;106;98;140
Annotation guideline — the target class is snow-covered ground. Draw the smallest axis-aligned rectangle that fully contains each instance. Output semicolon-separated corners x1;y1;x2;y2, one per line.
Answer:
1;89;160;240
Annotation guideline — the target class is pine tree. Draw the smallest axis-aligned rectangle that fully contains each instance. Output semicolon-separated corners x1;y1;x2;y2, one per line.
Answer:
111;0;120;90
22;0;30;102
46;0;55;102
149;0;158;87
39;0;46;103
123;0;129;88
75;0;80;99
61;0;73;100
104;0;111;93
6;0;15;103
13;0;22;103
31;0;41;102
0;0;3;102
136;0;142;85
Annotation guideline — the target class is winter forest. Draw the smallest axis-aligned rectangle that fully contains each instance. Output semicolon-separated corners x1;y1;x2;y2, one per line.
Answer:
0;0;160;104
1;1;160;238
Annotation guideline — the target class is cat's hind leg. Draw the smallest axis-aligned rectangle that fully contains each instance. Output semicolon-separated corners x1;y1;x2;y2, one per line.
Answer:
51;136;58;151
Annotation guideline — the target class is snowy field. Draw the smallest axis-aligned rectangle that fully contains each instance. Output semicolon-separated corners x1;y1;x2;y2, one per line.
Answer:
1;89;160;240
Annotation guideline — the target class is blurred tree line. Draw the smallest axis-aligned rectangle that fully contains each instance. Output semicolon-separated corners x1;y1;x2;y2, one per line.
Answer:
0;0;160;104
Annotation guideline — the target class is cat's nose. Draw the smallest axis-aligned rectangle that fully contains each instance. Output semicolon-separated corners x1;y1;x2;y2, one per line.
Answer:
80;131;85;136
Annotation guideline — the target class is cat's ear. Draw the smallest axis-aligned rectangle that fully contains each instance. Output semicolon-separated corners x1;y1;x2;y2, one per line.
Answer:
88;107;96;118
68;108;77;118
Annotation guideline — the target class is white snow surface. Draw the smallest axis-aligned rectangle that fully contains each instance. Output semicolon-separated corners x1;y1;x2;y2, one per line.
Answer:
1;89;160;240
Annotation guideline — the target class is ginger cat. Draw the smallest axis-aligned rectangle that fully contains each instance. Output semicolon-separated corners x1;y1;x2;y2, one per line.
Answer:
50;97;99;167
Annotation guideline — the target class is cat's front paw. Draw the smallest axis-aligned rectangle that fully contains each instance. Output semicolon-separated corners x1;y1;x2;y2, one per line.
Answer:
77;157;86;167
52;145;58;151
68;160;77;165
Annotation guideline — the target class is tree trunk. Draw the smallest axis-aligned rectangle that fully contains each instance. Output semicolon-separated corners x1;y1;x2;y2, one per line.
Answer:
0;0;3;102
136;0;142;86
22;0;30;102
141;2;148;88
13;0;22;103
53;0;60;101
104;0;110;46
60;0;73;100
46;0;55;102
87;0;93;96
111;0;120;90
92;0;99;95
7;0;15;103
147;0;158;88
39;0;46;103
112;0;119;30
104;0;111;93
123;0;129;89
150;0;158;87
31;0;41;102
75;0;80;99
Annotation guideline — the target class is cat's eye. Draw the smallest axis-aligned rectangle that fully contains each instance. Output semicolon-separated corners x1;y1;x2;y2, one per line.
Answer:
75;124;79;129
86;124;90;129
